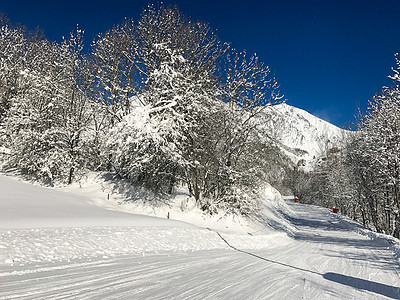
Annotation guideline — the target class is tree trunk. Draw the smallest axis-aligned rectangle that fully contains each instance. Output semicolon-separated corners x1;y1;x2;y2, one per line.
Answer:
394;214;400;239
191;171;200;202
68;167;74;185
368;195;380;232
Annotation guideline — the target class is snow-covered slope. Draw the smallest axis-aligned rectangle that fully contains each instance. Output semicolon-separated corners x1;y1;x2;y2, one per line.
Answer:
1;174;399;299
263;103;348;170
0;174;189;229
0;173;292;265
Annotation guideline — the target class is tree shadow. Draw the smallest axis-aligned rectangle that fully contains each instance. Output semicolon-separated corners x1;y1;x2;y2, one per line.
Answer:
100;173;171;207
287;215;354;231
323;249;400;272
293;231;387;249
279;205;364;233
293;230;400;273
255;201;358;235
323;272;400;299
213;229;400;300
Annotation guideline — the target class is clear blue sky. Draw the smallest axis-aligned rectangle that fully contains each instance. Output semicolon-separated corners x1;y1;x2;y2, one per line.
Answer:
2;0;400;128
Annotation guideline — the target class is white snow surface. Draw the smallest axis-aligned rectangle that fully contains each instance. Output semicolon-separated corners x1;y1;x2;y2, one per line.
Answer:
1;174;399;299
0;173;291;264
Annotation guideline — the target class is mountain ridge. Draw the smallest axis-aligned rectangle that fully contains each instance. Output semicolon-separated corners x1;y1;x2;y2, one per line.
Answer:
263;103;348;171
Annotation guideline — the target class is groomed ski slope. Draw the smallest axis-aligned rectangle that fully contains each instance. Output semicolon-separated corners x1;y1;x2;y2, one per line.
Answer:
0;174;399;299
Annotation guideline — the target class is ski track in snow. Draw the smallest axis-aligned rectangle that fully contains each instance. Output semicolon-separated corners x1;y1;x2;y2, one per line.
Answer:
0;176;400;299
1;203;399;299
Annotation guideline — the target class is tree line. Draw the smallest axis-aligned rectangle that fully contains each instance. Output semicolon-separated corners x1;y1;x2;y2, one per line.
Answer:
0;5;284;215
296;58;400;238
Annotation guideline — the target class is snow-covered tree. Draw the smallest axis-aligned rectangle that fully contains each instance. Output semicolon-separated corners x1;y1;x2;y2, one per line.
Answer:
56;28;94;183
200;50;282;214
91;19;139;126
103;5;284;215
299;55;400;237
3;29;92;184
106;5;226;201
0;25;26;124
349;88;400;236
0;6;285;216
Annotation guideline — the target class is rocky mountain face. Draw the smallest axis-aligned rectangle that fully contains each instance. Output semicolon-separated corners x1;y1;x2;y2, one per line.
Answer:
261;103;348;171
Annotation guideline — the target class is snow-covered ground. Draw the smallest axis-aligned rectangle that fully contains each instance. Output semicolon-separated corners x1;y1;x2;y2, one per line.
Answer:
0;174;399;299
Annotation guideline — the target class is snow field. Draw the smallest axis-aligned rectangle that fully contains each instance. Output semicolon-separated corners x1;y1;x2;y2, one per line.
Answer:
1;174;400;299
0;226;289;266
0;174;291;267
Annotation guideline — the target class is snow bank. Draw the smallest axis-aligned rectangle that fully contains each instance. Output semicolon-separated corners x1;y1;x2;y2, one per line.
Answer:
58;173;260;234
250;183;296;235
0;174;191;229
0;174;292;266
264;182;283;204
356;228;400;263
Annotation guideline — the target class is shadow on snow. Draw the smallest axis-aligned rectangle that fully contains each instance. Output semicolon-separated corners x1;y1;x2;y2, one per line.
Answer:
323;272;400;299
213;230;400;299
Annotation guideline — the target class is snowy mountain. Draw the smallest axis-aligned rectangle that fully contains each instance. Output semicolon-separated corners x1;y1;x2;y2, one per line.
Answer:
262;103;348;170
